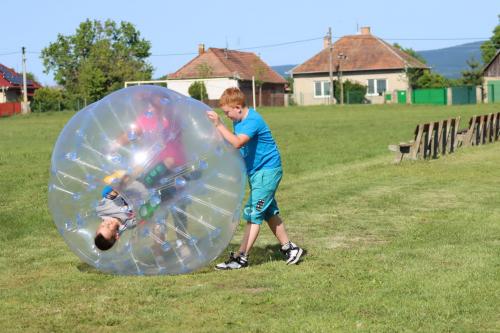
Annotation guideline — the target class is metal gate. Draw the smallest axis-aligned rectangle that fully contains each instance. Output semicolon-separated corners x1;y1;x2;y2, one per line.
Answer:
451;86;476;105
488;80;500;103
412;88;447;105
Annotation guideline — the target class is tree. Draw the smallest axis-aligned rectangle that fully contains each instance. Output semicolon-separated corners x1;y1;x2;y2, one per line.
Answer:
460;58;484;86
188;81;208;101
26;72;37;82
41;19;153;102
393;43;428;88
286;77;294;94
196;63;213;102
415;70;449;88
333;80;366;104
480;15;500;64
252;60;267;107
393;43;427;64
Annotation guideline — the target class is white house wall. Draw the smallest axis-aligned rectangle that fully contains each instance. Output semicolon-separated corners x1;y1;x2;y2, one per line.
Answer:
293;71;409;105
167;78;238;100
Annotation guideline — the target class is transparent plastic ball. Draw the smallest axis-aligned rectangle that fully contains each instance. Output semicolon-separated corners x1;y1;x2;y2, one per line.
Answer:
48;86;246;275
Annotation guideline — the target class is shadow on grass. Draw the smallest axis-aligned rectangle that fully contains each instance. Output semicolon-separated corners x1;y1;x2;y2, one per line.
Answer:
76;262;108;274
222;243;284;265
74;243;305;276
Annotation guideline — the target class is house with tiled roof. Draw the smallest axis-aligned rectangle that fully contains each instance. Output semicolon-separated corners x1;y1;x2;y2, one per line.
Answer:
291;27;429;105
482;50;500;103
0;63;41;103
167;45;287;107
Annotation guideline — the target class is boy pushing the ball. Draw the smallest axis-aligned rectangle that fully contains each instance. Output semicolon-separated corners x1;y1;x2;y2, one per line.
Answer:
207;88;304;269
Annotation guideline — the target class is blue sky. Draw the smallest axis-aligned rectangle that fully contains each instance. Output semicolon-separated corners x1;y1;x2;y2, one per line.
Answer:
1;0;497;85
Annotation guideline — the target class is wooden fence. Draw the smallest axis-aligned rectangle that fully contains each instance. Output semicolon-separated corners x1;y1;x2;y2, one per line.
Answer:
389;117;461;163
460;113;500;147
390;112;500;163
0;102;21;117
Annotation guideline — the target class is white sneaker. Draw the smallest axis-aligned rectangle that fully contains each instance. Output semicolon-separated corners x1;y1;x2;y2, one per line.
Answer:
281;242;304;265
215;252;248;270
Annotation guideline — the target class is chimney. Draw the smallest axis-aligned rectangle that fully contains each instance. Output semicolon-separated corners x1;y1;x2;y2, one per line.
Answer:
323;35;331;49
198;43;205;55
360;26;371;35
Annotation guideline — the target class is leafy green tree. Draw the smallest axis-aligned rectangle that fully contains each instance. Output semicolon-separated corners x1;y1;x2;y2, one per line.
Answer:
393;43;427;64
188;81;208;101
26;72;38;82
460;58;484;86
415;70;449;88
393;43;428;88
286;77;294;94
252;60;267;106
406;68;426;89
480;15;500;64
196;63;213;102
31;87;64;112
334;80;366;104
41;19;153;102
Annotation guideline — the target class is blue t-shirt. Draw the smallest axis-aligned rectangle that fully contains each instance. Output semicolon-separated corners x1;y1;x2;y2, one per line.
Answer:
233;108;281;175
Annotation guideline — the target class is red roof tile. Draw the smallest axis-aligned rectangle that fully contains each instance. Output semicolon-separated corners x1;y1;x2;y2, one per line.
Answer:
292;33;428;74
168;48;286;84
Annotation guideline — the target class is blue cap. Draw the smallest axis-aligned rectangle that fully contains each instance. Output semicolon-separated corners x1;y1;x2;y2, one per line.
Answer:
101;185;114;198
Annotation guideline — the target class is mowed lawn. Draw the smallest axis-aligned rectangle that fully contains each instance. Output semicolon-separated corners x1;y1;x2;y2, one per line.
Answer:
1;104;499;332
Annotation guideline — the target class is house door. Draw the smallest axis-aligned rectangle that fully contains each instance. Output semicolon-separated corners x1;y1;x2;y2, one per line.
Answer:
397;90;407;104
488;80;500;103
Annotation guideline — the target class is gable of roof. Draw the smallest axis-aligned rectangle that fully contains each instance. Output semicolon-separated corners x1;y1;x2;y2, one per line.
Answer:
292;33;428;75
0;63;41;88
168;48;286;84
482;49;500;75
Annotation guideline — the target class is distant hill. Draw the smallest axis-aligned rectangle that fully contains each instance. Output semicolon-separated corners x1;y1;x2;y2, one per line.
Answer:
416;41;485;78
272;41;485;79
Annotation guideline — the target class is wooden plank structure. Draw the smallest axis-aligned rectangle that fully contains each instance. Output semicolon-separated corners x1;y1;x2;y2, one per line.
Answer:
460;112;500;147
389;117;461;163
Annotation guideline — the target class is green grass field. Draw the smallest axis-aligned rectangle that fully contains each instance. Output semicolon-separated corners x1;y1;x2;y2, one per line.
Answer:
1;104;499;332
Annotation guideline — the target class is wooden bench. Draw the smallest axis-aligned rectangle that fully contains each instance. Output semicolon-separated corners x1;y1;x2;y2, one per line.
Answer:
460;112;500;147
389;117;461;163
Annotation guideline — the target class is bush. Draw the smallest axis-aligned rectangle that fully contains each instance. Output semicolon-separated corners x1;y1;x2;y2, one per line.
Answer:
188;81;208;101
31;87;64;112
335;80;367;104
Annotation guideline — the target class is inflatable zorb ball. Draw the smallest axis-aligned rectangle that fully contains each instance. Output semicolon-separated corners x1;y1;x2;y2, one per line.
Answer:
48;86;246;275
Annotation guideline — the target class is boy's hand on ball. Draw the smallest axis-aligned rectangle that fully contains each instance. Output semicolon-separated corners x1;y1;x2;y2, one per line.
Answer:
206;111;221;127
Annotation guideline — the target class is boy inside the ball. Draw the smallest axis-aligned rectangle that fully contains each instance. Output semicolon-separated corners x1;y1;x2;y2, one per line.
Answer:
94;185;138;251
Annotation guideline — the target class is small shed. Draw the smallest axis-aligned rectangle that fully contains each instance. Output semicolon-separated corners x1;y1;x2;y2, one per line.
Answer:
483;50;500;103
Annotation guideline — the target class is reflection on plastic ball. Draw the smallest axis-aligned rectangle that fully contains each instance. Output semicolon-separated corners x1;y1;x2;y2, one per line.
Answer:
48;86;246;275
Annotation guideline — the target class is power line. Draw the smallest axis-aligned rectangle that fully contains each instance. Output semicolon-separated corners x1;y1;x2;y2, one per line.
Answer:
236;37;323;51
0;36;491;59
0;51;19;56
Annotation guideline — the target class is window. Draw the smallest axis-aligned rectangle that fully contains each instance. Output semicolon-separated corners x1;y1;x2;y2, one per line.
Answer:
315;82;322;96
367;79;388;95
314;81;332;97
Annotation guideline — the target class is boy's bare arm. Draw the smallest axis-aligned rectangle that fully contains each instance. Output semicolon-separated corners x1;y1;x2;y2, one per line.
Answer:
207;111;250;148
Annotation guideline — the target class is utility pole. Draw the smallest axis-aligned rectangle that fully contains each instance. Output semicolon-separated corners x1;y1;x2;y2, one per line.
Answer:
327;27;334;105
21;46;30;114
252;76;256;109
337;53;347;105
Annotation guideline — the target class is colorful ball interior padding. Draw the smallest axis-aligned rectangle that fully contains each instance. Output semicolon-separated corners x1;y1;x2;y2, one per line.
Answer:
48;86;246;275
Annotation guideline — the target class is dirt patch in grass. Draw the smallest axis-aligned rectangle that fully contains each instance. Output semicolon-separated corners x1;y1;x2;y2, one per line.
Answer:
324;235;388;249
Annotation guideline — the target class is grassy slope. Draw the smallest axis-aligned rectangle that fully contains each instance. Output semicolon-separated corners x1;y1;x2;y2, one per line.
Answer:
0;104;499;332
